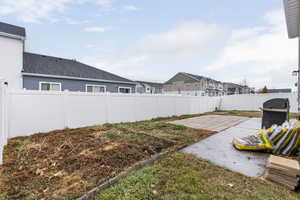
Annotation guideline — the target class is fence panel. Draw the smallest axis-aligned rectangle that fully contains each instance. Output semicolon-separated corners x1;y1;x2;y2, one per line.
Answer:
221;93;298;112
1;89;299;165
8;91;65;137
65;92;108;128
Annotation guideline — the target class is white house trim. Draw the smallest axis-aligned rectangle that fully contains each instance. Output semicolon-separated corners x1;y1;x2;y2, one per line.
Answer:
85;84;107;93
283;0;299;38
0;32;25;41
39;81;62;91
22;72;135;85
118;86;132;93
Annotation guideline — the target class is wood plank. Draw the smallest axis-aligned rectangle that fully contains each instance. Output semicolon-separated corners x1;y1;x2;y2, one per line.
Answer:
267;155;300;174
266;163;300;176
267;170;299;185
269;168;299;178
265;171;298;190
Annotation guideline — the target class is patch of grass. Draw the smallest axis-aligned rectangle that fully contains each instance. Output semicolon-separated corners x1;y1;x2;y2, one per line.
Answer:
98;153;300;200
170;124;186;130
133;122;186;131
212;110;297;119
98;167;159;200
103;131;126;139
150;114;206;122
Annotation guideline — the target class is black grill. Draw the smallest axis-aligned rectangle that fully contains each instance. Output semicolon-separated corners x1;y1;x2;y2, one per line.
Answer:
261;98;290;129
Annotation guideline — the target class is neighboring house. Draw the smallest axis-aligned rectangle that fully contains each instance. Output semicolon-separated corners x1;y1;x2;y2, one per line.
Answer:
163;72;225;96
267;89;292;94
136;81;163;94
0;21;136;93
223;82;252;95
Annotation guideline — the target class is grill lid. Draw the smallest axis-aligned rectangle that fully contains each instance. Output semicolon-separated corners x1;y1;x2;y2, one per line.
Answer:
263;98;289;109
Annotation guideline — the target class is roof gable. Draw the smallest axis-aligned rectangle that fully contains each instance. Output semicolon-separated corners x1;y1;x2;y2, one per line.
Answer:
0;22;26;38
165;73;199;84
136;81;163;88
23;52;134;84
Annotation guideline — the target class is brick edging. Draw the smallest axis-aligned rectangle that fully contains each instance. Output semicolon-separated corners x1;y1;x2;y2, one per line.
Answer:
76;144;188;200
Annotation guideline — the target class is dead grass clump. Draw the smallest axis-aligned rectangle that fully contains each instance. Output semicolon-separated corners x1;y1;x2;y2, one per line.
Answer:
0;125;173;200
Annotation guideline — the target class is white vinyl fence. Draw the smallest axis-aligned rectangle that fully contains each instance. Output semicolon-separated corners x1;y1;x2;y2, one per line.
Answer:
220;93;298;113
7;91;220;139
0;80;298;164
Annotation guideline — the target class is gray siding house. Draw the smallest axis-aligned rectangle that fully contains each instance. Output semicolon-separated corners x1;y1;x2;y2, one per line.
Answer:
164;72;252;96
163;72;224;96
0;21;136;93
223;82;252;95
136;81;163;94
22;53;136;93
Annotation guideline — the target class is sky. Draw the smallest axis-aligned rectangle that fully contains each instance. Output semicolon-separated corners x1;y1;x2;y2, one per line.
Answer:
0;0;298;90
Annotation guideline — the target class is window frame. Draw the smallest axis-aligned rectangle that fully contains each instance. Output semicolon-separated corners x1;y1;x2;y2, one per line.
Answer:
85;84;107;93
39;81;62;91
118;86;132;94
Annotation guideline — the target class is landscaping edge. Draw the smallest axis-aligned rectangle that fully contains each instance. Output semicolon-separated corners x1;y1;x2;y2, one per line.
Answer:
76;144;188;200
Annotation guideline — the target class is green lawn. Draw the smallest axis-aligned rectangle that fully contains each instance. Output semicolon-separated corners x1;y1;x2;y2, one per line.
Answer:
97;111;300;200
98;153;300;200
211;110;298;119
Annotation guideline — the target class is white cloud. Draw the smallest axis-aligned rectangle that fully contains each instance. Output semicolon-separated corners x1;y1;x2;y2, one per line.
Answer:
64;18;91;25
84;26;112;32
207;9;297;89
135;21;229;60
123;5;139;11
80;21;230;82
81;9;297;89
0;0;113;23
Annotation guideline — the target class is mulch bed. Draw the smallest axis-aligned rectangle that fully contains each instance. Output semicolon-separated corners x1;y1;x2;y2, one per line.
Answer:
0;126;174;200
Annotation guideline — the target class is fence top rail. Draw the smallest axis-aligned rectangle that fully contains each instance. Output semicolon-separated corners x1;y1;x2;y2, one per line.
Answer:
8;89;222;98
8;90;230;99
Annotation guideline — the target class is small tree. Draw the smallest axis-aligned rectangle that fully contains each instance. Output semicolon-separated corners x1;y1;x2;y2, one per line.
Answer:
260;86;268;93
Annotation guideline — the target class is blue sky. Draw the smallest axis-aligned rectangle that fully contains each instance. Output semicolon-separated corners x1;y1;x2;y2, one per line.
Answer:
0;0;297;89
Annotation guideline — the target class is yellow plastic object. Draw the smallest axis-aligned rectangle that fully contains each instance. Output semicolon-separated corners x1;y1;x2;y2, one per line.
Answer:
233;130;273;151
274;126;300;154
266;127;275;136
271;128;288;144
281;127;300;150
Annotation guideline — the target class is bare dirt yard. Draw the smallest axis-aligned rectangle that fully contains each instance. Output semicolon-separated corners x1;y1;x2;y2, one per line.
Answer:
0;115;214;200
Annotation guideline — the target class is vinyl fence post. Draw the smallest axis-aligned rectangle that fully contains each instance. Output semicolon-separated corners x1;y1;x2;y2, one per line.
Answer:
63;90;69;128
0;79;7;165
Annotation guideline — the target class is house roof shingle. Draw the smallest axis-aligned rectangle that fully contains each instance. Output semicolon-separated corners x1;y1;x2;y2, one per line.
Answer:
182;72;221;83
23;52;135;84
136;81;163;88
0;22;26;37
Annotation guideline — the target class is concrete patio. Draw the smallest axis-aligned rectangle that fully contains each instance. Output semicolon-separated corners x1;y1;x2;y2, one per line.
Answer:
170;115;249;132
172;115;269;177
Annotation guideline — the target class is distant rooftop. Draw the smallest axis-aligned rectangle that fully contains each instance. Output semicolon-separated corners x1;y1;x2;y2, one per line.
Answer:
136;81;163;88
267;88;292;93
23;52;135;84
0;21;26;38
181;72;220;83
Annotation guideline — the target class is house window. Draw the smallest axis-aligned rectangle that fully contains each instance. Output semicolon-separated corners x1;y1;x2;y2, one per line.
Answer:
119;87;131;93
39;82;61;91
86;85;106;93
